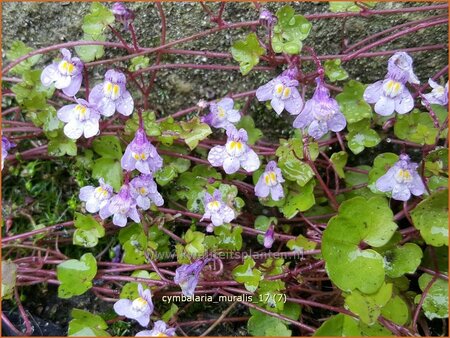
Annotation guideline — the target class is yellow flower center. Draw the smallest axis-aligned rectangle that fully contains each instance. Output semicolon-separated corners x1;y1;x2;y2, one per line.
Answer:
74;104;88;119
131;297;148;313
139;187;147;196
132;152;148;161
207;200;220;211
264;171;277;186
395;169;413;183
154;333;167;337
58;60;75;75
94;187;109;199
384;80;402;97
217;106;226;118
104;81;121;100
274;84;291;99
226;140;245;156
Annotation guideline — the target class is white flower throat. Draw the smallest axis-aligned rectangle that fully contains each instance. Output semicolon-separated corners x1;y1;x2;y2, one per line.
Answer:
226;140;245;157
103;81;121;100
274;83;292;100
58;60;75;76
131;297;148;313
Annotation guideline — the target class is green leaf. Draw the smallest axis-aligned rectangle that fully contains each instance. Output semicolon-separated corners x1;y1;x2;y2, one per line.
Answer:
322;196;397;293
272;5;311;54
47;130;78;157
125;111;161;137
162;304;179;323
12;70;54;110
232;257;262;292
119;224;148;265
394;109;438;145
73;213;105;248
119;270;160;299
324;59;349;82
57;253;97;299
336;80;372;124
68;309;109;336
184;229;206;257
254;216;277;245
214;224;243;250
236;116;262;145
92;158;123;192
6;40;41;75
416;273;448;320
330;151;348;178
347;120;381;155
287;234;317;252
314;313;391;336
1;261;17;300
381;243;423;278
329;2;363;12
345;282;393;325
129;56;150;72
381;295;410;325
75;34;106;63
82;2;114;36
367;153;399;193
281;180;315;219
247;309;292;336
231;32;265;75
179;117;212;150
92;136;122;159
410;189;448;247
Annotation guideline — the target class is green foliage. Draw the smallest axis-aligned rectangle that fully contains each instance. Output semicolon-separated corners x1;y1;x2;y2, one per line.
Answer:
125;111;161;137
119;270;160;299
330;151;348;178
162;304;179;322
236;116;262;145
47;129;78;157
394;110;439;145
381;294;410;325
231;33;265;75
322;196;397;293
336;80;372;124
68;309;110;336
232;257;263;292
367;153;399;193
119;223;148;264
75;3;114;62
6;40;41;75
314;313;391;336
247;308;292;336
410;189;448;247
287;234;317;252
1;261;17;300
179;117;212;150
272;5;311;54
91;136;123;191
129;56;150;72
57;253;97;298
213;224;243;250
254;215;277;245
347;119;381;155
324;59;349;82
280;180;316;218
73;212;105;248
92;136;123;159
379;241;423;278
415;273;448;320
184;229;206;257
12;69;55;111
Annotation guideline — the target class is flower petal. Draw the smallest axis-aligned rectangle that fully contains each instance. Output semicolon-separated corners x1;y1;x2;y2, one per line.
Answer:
62;74;82;97
363;81;383;104
255;177;270;198
240;149;260;172
223;157;240;174
392;183;411;201
270;97;285;115
256;81;274;101
64;120;83;140
116;90;134;116
40;64;59;87
113;213;128;227
207;146;226;167
394;89;414;115
270;184;284;201
57;104;77;123
83;119;100;138
374;96;395;116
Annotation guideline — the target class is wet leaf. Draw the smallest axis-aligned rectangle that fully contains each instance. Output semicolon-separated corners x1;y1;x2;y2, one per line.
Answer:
415;273;448;320
336;80;372;123
324;59;348;82
57;253;97;298
231;33;265;75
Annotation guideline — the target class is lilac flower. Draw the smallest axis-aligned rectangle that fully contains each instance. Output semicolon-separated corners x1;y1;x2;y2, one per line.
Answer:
2;137;15;170
41;48;83;97
201;190;235;232
89;69;134;117
208;125;260;174
201;98;241;129
79;178;113;214
375;154;426;201
256;69;303;115
121;128;163;175
364;52;419;116
136;321;176;337
264;224;275;249
422;79;448;106
100;184;140;227
255;161;285;201
114;284;153;327
174;259;211;297
57;98;101;139
111;244;122;263
112;2;135;31
293;77;346;139
130;174;164;210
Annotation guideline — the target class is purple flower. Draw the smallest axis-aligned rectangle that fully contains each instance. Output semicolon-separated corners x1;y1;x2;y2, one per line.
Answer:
201;190;235;232
259;8;277;28
111;244;122;263
375;154;426;201
136;321;176;337
89;69;134;117
256;69;303;115
57;98;101;139
114;283;153;327
364;52;419;116
41;48;83;97
255;161;285;201
207;125;260;174
121;128;163;175
79;178;113;214
174;259;211;297
264;224;275;249
2;136;15;170
130;174;164;210
293;77;346;139
112;2;135;31
201;98;241;129
100;184;140;227
422;79;448;106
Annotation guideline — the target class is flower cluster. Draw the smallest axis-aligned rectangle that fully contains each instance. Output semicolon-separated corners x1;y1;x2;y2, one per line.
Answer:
2;136;15;170
376;154;426;201
201;97;241;129
208;125;260;174
174;259;211;297
201;190;235;232
293;77;346;139
364;52;419;116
